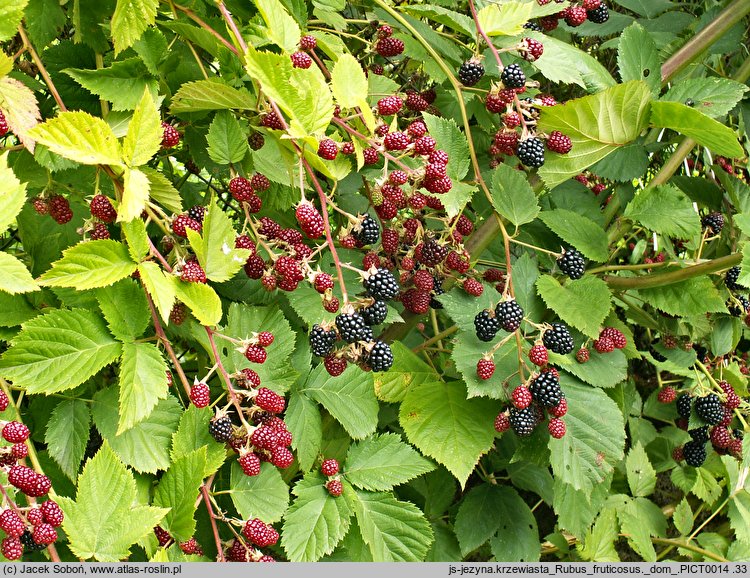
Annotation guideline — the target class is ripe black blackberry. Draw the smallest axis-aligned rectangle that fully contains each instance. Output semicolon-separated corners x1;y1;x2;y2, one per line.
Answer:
335;313;369;343
364;268;400;301
701;212;724;236
208;414;233;443
557;248;585;280
523;21;542;32
420;240;448;266
474;310;500;342
188;205;206;223
725;266;745;291
683;440;707;467
458;59;485;87
495;300;524;332
586;3;609;23
310;324;337;357
676;394;693;418
360;300;388;326
542;323;574;354
727;295;750;316
694;393;723;425
689;426;709;443
501;63;526;89
516;137;545;168
430;276;445;310
21;530;46;552
367;341;394;372
529;372;562;407
354;215;380;245
509;406;537;437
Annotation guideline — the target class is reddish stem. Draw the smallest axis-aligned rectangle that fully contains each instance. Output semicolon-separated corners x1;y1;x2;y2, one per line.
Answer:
216;1;248;53
173;3;240;56
331;117;411;171
201;476;225;562
204;328;251;429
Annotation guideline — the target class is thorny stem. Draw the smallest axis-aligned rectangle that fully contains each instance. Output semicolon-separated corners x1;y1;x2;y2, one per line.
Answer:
201;477;226;562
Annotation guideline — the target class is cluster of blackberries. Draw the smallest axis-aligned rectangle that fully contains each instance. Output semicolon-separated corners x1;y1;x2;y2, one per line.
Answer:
524;1;610;33
153;527;204;557
30;194;73;225
589;326;628;355
474;299;525;342
0;500;64;560
495;368;568;439
724;265;750;319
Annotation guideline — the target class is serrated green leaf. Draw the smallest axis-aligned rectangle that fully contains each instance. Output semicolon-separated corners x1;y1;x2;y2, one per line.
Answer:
171;278;222;327
187;197;251;282
689;468;722;505
452;331;521;399
554;476;612;538
422;113;469;181
111;0;158;55
141;167;182;214
122;89;160;166
729;490;750;544
122;219;150;262
578;508;619;561
0;151;27;235
537;81;651;188
281;471;353;561
0;0;29;42
117;342;168;434
662;78;749;119
0;292;37;328
402;5;475;37
650;101;743;158
636;276;726;317
673;498;693;536
28;111;122;165
344;433;434;491
0;252;39;294
626;442;656;497
0;76;41;151
549;348;628;388
137;261;176;324
255;0;301;52
353;490;434;561
170;79;255;115
206;110;248;165
171;406;226;477
623;184;701;238
153;448;207;542
300;364;378;440
400;381;498;487
119;166;150;222
455;484;517;555
229;461;290;524
286;389;322;472
477;2;531;36
92;386;181;473
490;163;540;227
45;399;90;480
58;442;168;561
133;28;167;76
331;53;368;109
613;0;673;18
373;341;437;403
0;308;121;394
64;59;158;112
617;23;661;96
531;34;616;93
549;378;626;492
39;239;136;289
97;279;150;341
617;497;665;561
539;210;609;262
536;275;611;338
489;489;540;562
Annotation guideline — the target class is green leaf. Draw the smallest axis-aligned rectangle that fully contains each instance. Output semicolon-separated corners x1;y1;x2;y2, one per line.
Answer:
0;308;121;394
617;497;665;561
0;76;41;151
170;79;255;115
662;78;749;119
673;498;693;536
96;279;150;341
455;484;519;555
422;113;469;181
554;476;611;538
28;111;122;166
229;461;290;524
650;101;743;158
549;378;626;492
536;275;612;338
401;5;474;37
0;151;27;235
550;348;628;389
39;239;136;289
137;261;176;324
452;330;521;399
489;488;540;562
171;278;223;327
281;471;353;561
286;389;322;472
624;184;701;238
373;341;437;403
344;433;435;491
539;209;609;262
117;342;168;434
537;81;651;188
728;490;750;544
331;53;368;109
120;166;150;222
353;490;434;561
636;276;726;317
255;0;301;52
477;2;531;36
92;386;181;473
531;34;616;93
141;167;183;214
0;252;39;295
187;197;251;282
57;442;168;561
171;406;226;478
400;381;498;487
626;442;657;497
617;23;661;96
64;59;158;112
153;448;207;542
300;364;378;439
45;399;90;480
578;508;619;562
0;0;29;42
122;89;160;166
206;110;248;165
490;163;540;227
613;0;673;18
111;0;158;55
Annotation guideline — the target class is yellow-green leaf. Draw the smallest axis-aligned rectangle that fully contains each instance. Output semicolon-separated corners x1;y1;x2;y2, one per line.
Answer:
111;0;158;55
119;167;150;222
0;76;41;151
171;277;222;326
0;0;29;42
28;111;122;165
477;2;531;36
331;54;368;109
0;151;27;235
0;252;39;294
122;89;160;166
254;0;300;53
39;239;136;290
137;261;175;324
